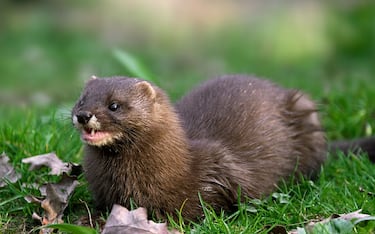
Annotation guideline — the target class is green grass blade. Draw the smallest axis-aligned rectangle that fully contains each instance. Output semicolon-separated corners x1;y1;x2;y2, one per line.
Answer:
42;223;97;234
0;195;23;207
112;48;155;83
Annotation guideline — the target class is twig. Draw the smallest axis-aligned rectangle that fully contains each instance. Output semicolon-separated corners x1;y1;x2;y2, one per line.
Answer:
80;199;94;228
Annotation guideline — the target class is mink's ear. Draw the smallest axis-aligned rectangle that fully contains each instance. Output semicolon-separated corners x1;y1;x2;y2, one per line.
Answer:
84;75;98;86
135;81;156;100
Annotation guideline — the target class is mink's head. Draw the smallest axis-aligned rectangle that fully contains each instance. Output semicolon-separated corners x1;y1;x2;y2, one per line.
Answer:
72;76;160;148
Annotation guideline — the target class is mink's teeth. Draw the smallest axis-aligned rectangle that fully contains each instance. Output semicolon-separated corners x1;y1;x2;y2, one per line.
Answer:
91;129;95;136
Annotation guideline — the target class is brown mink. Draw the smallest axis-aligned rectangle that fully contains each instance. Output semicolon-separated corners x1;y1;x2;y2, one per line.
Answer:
71;75;373;220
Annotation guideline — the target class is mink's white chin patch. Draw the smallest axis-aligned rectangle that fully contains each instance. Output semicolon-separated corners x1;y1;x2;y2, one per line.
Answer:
81;129;122;146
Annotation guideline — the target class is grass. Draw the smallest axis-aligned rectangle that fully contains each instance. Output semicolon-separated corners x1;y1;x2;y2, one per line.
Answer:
1;69;375;233
1;1;375;233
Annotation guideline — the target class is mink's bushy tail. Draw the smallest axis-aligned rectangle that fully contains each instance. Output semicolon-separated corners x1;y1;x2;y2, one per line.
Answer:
329;137;375;162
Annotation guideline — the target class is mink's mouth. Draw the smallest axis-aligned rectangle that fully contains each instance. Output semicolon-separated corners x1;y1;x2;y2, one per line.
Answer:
80;127;114;146
83;127;97;136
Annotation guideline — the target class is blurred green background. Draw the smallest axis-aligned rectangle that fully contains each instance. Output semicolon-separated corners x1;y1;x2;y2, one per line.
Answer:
1;2;375;232
1;0;374;137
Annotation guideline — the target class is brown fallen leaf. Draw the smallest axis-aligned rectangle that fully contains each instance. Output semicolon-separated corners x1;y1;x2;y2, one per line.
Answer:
25;174;79;234
22;152;81;176
41;174;79;223
288;209;373;234
0;152;21;187
24;195;43;204
102;205;180;234
336;209;371;221
304;209;369;229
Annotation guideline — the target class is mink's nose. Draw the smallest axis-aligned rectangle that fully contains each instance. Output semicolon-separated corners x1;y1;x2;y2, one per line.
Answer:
76;111;93;124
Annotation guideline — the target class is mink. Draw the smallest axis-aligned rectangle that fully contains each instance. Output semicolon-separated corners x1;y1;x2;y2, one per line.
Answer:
71;75;373;220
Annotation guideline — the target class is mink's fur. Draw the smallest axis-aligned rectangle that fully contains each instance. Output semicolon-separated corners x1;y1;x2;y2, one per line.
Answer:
71;75;373;220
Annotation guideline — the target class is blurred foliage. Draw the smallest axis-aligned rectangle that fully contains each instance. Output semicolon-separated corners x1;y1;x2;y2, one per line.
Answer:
324;2;375;83
328;2;375;59
0;0;374;138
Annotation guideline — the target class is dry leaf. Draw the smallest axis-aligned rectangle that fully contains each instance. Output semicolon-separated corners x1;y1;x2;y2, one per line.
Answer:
22;152;81;176
25;195;43;204
0;152;21;187
336;209;371;221
21;152;83;233
41;174;79;223
304;209;369;229
288;209;373;234
27;174;79;233
102;205;180;234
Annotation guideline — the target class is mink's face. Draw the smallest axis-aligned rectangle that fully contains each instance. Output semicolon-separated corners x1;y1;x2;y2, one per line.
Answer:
72;77;157;147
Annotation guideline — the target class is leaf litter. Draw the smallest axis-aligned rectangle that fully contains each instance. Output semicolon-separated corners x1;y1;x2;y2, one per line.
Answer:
102;205;180;234
25;174;79;233
22;152;81;176
0;152;21;187
3;150;375;233
19;152;175;233
268;209;375;234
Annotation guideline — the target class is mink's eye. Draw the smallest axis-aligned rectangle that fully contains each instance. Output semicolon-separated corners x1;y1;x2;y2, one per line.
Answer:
108;102;120;111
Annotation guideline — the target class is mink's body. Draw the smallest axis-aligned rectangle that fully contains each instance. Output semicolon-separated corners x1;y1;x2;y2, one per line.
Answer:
71;75;344;220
